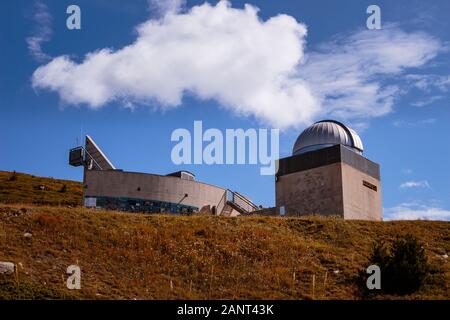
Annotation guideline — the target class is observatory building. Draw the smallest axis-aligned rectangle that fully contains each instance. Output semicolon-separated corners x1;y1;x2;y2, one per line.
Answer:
69;119;382;220
275;120;382;220
69;136;258;216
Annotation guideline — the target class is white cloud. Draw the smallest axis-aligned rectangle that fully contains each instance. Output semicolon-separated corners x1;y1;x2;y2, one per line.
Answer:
300;26;442;120
406;74;450;92
32;1;317;128
32;1;443;128
393;118;436;127
411;95;444;107
26;0;52;62
385;202;450;221
147;0;186;17
399;180;430;189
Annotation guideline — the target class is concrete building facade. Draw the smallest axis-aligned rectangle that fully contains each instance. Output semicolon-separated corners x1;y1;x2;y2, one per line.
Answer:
83;169;226;214
69;119;382;220
275;121;382;221
70;136;258;216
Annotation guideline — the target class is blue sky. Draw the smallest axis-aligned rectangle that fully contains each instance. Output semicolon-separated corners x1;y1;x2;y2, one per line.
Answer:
1;0;449;220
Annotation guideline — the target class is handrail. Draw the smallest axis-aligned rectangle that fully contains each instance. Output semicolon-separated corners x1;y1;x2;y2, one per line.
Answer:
232;191;259;212
230;191;259;213
216;189;259;215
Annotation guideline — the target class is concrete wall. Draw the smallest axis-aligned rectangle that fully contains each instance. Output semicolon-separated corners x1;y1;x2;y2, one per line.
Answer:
275;161;382;220
275;162;344;217
249;207;277;216
341;163;382;221
83;169;226;211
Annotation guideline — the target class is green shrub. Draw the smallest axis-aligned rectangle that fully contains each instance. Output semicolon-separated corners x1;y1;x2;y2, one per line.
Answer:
369;234;430;294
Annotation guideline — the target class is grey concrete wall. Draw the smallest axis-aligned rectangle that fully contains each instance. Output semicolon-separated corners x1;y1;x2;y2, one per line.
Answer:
83;170;226;211
341;163;382;221
275;162;344;217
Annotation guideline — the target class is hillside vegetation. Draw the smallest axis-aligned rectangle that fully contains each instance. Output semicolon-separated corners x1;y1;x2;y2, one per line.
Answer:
0;171;448;299
0;171;82;207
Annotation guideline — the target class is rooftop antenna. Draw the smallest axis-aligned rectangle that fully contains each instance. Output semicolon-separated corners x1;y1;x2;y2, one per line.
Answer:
75;124;83;147
79;124;83;146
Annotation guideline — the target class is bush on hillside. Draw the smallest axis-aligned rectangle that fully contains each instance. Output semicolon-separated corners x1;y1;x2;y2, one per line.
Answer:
367;234;430;294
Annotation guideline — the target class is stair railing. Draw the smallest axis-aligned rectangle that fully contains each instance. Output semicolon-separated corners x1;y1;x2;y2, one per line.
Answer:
216;189;259;215
230;191;259;213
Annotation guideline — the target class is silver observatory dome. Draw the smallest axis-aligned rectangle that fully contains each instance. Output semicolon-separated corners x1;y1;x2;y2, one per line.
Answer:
292;120;363;155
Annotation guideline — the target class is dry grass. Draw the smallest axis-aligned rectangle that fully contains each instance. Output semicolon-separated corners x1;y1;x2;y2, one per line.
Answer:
0;171;82;207
0;203;448;300
0;171;448;299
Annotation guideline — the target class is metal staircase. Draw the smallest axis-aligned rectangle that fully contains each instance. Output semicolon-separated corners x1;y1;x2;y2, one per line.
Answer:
216;189;259;216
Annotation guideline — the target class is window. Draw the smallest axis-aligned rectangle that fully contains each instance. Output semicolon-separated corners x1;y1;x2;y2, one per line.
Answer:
84;197;97;207
363;180;377;191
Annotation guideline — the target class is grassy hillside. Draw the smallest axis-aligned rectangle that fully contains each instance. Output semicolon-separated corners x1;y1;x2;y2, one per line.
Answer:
0;171;448;299
0;171;82;207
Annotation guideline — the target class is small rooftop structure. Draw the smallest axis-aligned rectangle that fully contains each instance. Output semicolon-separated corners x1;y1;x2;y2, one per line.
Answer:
166;170;196;181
